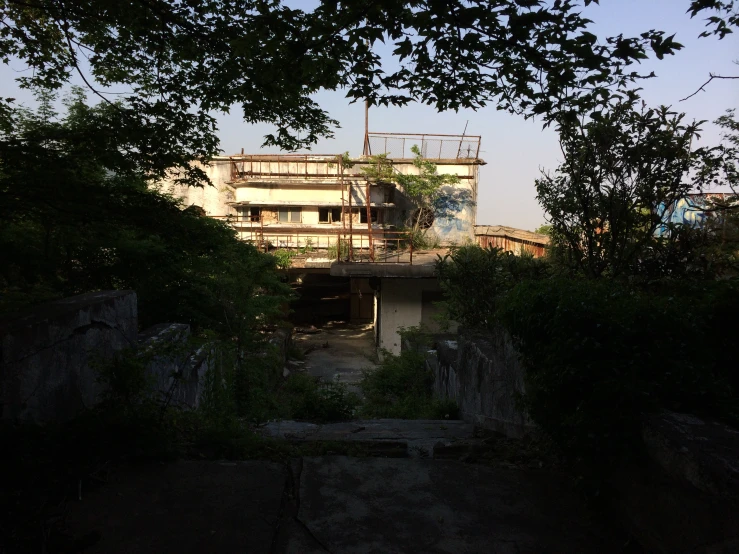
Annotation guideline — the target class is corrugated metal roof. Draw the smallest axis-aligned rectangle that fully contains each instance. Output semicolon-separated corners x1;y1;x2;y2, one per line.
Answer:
474;225;550;245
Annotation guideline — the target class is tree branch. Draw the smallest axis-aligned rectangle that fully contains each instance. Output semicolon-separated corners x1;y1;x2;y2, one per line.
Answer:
680;73;739;102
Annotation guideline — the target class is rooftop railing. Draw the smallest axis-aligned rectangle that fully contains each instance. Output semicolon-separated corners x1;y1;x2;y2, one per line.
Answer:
364;132;481;160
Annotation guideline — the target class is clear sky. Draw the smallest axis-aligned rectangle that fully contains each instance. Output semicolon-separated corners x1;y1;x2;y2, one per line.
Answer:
2;1;737;231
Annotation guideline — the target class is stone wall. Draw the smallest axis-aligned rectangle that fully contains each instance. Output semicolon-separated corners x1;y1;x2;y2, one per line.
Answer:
0;292;227;422
425;327;534;438
138;323;213;410
424;328;739;551
0;291;138;422
612;411;739;553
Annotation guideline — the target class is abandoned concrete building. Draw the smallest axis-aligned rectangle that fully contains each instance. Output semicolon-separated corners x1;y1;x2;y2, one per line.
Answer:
163;132;484;355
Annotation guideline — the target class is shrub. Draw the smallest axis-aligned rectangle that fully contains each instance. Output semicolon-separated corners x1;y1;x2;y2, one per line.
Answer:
280;373;360;422
360;350;458;419
497;277;739;471
272;248;296;270
436;244;550;329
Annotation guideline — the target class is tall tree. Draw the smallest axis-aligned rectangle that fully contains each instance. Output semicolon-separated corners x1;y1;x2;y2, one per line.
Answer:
535;100;723;278
0;88;290;334
0;0;695;185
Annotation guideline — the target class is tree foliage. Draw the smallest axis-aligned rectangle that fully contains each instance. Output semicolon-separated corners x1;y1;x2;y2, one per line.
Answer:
0;0;711;185
361;145;463;236
688;0;739;39
0;88;290;340
534;100;736;278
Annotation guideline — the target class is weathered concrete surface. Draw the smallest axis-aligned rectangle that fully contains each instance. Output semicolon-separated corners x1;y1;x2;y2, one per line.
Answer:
138;323;213;410
643;411;739;498
63;461;287;554
294;321;376;392
0;291;138;422
429;328;534;438
292;456;621;554
611;411;739;554
260;419;474;457
59;455;630;554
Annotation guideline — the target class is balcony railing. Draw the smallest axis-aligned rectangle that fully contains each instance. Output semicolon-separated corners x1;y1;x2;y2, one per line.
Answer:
228;154;345;182
211;216;415;264
364;132;481;159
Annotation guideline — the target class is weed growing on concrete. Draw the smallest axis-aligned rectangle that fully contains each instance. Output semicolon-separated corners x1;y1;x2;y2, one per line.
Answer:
272;248;296;270
280;373;360;423
360;350;458;420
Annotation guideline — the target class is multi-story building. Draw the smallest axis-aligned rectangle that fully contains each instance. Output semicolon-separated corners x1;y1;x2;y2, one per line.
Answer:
163;131;485;353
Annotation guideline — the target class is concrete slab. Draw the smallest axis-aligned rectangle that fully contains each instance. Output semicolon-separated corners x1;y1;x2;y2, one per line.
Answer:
294;321;377;392
296;456;619;554
63;461;286;553
260;419;475;457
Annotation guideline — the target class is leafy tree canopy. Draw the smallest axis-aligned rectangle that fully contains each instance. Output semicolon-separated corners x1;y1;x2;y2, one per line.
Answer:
536;99;739;279
2;0;725;185
0;87;290;337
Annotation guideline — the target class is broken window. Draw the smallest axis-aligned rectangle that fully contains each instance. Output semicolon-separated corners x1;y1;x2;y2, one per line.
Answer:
319;208;330;223
360;208;378;224
278;208;301;223
331;208;342;223
249;207;261;221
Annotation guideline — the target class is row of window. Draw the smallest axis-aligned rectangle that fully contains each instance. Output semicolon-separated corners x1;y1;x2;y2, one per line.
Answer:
238;207;379;224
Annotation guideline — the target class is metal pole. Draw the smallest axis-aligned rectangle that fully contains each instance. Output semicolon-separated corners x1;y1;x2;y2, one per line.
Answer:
348;181;353;261
363;99;370;155
456;120;468;158
366;181;373;261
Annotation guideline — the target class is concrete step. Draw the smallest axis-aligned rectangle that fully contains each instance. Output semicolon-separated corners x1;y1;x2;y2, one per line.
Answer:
258;419;476;457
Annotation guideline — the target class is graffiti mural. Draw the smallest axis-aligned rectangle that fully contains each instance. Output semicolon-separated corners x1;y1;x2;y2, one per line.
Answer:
431;186;476;243
656;194;736;236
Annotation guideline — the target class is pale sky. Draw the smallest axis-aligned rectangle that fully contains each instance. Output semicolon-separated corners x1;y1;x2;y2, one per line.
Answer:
214;0;739;231
2;0;737;231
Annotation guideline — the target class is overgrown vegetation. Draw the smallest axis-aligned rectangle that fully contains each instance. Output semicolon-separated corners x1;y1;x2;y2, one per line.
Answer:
360;330;458;420
327;238;351;260
361;145;467;243
279;373;360;422
273;248;296;270
436;106;739;490
2;0;739;545
0;89;291;335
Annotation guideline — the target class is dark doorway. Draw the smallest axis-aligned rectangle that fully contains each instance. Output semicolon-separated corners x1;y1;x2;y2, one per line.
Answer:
289;273;351;326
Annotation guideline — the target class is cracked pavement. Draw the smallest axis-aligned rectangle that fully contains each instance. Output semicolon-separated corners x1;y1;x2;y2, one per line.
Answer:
63;456;626;553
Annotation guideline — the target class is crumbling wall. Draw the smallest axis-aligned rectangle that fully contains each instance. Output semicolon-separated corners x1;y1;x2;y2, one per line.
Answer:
0;292;219;422
425;328;739;552
138;323;213;410
0;291;138;422
426;327;534;438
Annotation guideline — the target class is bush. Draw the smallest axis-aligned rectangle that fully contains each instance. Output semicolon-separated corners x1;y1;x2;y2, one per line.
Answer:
360;350;458;419
436;244;550;329
272;248;296;270
497;277;739;471
280;373;360;422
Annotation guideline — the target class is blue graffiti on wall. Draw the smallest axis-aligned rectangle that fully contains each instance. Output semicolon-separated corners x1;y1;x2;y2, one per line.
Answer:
656;195;730;236
432;187;475;240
